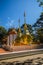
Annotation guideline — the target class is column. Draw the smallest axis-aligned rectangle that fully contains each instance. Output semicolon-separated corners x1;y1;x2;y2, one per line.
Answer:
7;36;9;46
10;34;12;46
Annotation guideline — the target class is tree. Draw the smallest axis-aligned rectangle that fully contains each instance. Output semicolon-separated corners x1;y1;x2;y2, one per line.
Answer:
21;24;33;34
37;28;43;43
32;13;43;43
37;0;43;7
0;26;7;45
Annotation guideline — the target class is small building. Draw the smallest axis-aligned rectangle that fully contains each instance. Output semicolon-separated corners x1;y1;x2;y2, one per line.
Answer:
7;28;17;46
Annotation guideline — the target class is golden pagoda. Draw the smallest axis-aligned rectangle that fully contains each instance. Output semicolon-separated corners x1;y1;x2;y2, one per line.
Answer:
21;12;33;45
15;19;23;45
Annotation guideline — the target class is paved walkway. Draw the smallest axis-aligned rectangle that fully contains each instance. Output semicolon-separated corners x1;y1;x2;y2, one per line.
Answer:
0;48;8;53
0;53;43;62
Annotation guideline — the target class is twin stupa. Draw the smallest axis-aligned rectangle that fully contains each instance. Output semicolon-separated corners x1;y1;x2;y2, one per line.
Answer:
7;12;33;46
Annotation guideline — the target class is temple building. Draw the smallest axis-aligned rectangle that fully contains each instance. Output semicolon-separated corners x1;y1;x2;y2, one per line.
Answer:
7;28;17;46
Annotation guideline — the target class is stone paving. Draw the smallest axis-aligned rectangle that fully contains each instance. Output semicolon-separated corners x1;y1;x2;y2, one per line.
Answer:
0;48;8;53
0;57;43;65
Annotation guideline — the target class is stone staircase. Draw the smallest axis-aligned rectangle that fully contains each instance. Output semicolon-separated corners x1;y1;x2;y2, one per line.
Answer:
0;57;43;65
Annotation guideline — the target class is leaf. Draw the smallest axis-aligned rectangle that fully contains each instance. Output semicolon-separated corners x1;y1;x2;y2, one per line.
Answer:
37;0;40;2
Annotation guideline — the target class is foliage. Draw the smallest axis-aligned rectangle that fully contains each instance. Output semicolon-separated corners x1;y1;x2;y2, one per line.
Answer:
37;0;43;7
21;24;33;34
32;13;43;43
15;36;21;43
0;26;7;44
37;28;43;43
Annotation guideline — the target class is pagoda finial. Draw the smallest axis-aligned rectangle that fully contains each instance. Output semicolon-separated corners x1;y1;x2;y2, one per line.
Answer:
24;12;28;32
18;18;20;28
18;19;22;37
24;11;26;17
24;11;26;24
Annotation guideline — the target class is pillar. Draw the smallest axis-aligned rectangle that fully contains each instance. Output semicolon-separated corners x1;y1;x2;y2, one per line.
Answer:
7;36;9;46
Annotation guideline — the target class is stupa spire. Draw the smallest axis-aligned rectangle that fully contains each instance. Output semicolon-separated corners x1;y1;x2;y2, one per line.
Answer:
18;18;20;28
18;19;22;37
24;11;26;24
18;19;21;33
24;12;27;30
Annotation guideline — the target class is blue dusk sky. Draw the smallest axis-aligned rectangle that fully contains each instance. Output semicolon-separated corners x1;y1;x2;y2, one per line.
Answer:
0;0;42;29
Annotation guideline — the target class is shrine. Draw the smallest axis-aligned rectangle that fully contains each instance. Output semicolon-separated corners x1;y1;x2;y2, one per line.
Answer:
7;12;33;46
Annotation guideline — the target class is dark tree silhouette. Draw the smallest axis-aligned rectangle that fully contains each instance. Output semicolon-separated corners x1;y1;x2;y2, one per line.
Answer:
21;24;33;34
37;0;43;7
0;26;7;45
33;13;43;43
